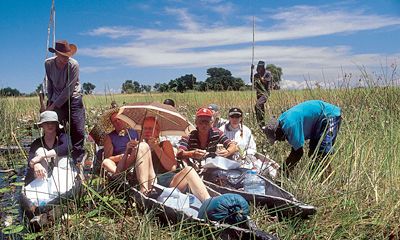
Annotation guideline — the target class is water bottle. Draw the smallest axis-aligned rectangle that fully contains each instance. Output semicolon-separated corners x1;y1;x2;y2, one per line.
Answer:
243;169;265;195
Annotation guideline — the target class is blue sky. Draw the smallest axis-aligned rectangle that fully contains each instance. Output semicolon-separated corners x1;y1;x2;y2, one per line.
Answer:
1;0;400;93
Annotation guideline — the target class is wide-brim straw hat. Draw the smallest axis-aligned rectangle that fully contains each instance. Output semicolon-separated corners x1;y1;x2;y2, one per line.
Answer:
89;108;121;146
49;40;77;57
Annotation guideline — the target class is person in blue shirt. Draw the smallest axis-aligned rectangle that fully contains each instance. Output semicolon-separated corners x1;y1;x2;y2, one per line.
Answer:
263;100;341;174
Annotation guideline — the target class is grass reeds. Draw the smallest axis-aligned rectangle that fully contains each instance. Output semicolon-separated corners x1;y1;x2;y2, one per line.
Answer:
0;72;399;239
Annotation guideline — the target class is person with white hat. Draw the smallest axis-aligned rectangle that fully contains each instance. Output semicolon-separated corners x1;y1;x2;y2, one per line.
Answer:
25;111;69;184
41;40;86;166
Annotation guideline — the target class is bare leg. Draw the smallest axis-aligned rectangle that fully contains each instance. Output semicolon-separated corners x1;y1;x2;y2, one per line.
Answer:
170;166;210;202
134;142;156;193
101;159;117;174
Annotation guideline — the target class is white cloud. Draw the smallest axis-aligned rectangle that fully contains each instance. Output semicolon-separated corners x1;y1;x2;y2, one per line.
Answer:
85;26;136;39
80;4;400;87
80;66;116;73
165;7;200;30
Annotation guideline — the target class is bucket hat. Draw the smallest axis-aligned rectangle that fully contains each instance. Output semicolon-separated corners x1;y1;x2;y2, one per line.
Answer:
36;111;63;128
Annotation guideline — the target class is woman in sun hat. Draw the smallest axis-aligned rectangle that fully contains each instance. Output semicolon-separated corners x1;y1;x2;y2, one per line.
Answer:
24;111;69;185
100;109;139;175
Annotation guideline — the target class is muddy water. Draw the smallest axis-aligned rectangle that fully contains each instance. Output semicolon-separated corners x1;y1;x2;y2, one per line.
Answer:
0;166;25;239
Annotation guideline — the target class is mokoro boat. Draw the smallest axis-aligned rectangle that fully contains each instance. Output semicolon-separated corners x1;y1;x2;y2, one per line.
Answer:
202;168;316;219
128;183;278;240
19;157;83;230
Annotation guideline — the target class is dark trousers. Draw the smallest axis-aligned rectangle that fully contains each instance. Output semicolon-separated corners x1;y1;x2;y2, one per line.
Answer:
54;96;86;163
255;93;268;127
309;116;342;158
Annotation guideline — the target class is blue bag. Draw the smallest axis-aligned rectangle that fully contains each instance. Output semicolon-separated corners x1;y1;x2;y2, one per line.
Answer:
198;193;249;224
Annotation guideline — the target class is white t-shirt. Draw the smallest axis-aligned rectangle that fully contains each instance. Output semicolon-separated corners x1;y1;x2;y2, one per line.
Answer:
219;123;257;156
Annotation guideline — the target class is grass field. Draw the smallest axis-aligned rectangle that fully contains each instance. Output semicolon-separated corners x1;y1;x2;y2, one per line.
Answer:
1;86;399;239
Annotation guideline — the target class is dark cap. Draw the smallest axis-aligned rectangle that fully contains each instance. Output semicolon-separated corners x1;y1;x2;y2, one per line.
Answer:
263;117;279;144
163;99;175;107
228;107;243;117
257;61;265;67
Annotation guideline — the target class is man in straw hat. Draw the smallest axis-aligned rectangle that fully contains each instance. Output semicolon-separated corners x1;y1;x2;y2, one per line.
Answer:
40;40;85;166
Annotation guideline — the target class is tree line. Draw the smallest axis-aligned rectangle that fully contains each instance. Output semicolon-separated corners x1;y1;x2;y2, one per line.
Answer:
0;65;282;96
122;65;282;94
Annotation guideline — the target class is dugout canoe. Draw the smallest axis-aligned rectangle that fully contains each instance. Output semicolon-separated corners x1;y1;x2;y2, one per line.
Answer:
19;157;83;231
128;182;279;240
202;168;316;219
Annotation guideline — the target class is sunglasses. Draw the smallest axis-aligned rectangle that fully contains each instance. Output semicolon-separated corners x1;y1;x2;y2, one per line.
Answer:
197;118;212;124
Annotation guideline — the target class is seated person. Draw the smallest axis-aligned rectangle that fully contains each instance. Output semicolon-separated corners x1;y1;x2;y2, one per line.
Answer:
25;111;70;185
102;112;157;193
219;107;256;158
219;107;279;175
140;116;210;202
103;114;210;202
101;112;140;174
177;107;238;163
159;98;182;149
208;104;228;128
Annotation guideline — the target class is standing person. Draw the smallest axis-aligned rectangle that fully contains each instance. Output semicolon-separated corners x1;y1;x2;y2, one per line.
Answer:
177;107;238;161
252;61;272;128
263;100;342;175
41;40;85;165
208;104;228;129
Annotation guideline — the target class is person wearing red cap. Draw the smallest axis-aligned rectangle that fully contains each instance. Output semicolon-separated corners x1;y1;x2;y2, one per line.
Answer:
177;108;238;161
41;40;86;166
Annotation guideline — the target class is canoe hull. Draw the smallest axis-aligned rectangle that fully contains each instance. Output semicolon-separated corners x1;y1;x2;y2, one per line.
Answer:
128;183;279;240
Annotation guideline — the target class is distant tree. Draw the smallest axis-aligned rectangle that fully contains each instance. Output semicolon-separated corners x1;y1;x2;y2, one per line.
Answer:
82;82;96;94
205;67;245;91
154;83;169;92
177;74;196;91
140;84;152;92
0;87;21;97
36;83;43;94
158;83;169;92
266;64;283;89
121;80;141;93
194;81;209;91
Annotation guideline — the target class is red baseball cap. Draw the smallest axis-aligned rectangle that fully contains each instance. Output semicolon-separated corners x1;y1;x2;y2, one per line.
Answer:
196;108;213;117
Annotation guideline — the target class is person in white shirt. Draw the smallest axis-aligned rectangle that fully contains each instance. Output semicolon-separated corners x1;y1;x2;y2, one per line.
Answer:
219;107;279;178
219;107;256;159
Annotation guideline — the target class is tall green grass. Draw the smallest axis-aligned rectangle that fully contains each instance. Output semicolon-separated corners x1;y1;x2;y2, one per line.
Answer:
1;83;399;239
